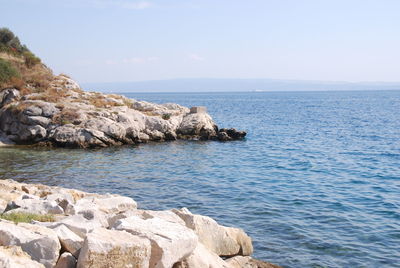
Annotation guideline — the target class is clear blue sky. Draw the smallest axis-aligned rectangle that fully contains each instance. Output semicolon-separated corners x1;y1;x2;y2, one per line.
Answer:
1;0;399;83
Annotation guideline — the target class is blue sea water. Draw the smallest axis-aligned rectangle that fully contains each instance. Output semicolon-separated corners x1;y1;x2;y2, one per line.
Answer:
1;90;400;267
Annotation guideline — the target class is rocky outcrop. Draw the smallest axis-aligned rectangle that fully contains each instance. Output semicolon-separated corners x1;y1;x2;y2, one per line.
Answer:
0;179;280;268
0;75;246;148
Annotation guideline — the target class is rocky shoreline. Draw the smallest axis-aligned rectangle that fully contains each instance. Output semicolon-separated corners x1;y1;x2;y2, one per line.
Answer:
0;75;246;148
0;179;280;268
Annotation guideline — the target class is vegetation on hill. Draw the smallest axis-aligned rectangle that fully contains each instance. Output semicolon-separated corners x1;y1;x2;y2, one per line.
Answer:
0;58;20;85
0;27;52;92
0;27;41;67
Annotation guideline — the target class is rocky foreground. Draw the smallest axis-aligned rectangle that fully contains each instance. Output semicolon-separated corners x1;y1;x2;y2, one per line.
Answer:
0;179;280;268
0;75;246;148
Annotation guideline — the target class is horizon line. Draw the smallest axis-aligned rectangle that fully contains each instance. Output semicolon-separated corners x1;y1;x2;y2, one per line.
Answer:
81;77;400;85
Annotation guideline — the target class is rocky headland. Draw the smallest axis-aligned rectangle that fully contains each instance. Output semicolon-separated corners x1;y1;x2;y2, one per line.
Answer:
0;75;246;148
0;179;280;268
0;34;245;148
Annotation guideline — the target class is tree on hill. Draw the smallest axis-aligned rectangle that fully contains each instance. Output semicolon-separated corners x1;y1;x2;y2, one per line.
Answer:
0;27;29;54
0;27;41;67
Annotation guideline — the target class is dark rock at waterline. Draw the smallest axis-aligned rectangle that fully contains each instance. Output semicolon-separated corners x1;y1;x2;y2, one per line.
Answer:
217;128;247;141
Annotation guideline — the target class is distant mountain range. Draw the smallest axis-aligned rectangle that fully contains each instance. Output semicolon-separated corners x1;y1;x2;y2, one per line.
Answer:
81;78;400;93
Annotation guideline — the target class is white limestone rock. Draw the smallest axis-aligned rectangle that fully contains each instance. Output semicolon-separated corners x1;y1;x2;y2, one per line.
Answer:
0;245;45;268
173;208;253;257
52;224;84;258
4;198;64;215
75;194;137;214
77;228;151;268
140;210;186;226
113;216;198;268
0;220;61;268
59;214;105;238
178;113;217;137
174;243;232;268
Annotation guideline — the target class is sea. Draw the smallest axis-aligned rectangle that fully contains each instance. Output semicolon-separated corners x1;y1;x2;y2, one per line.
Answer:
1;90;399;268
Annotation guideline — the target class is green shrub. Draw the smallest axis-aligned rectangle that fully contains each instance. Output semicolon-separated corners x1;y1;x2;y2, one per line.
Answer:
0;212;55;223
162;113;171;120
0;58;20;85
0;28;14;44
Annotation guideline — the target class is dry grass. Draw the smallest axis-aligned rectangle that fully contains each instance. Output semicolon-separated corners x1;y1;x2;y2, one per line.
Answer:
0;53;53;93
106;94;134;108
12;60;52;90
28;87;70;103
86;94;125;108
0;52;24;63
52;108;80;125
123;99;133;108
142;111;160;117
59;73;71;79
7;102;31;114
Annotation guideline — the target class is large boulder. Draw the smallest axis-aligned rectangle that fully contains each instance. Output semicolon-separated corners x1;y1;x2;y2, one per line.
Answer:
140;209;186;226
77;228;151;268
4;198;64;215
113;216;198;268
0;246;44;268
174;243;232;268
73;194;137;214
54;252;76;268
58;214;106;238
84;117;127;142
173;208;253;257
178;113;217;139
51;224;84;258
0;220;61;268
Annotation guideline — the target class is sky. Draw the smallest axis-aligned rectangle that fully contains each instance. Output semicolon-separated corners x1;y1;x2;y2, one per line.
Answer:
1;0;400;84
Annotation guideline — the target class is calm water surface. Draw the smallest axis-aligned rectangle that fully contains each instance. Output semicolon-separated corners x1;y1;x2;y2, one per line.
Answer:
1;91;400;268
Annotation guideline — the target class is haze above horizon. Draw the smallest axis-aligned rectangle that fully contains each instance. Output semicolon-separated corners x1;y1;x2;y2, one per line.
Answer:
1;0;400;86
